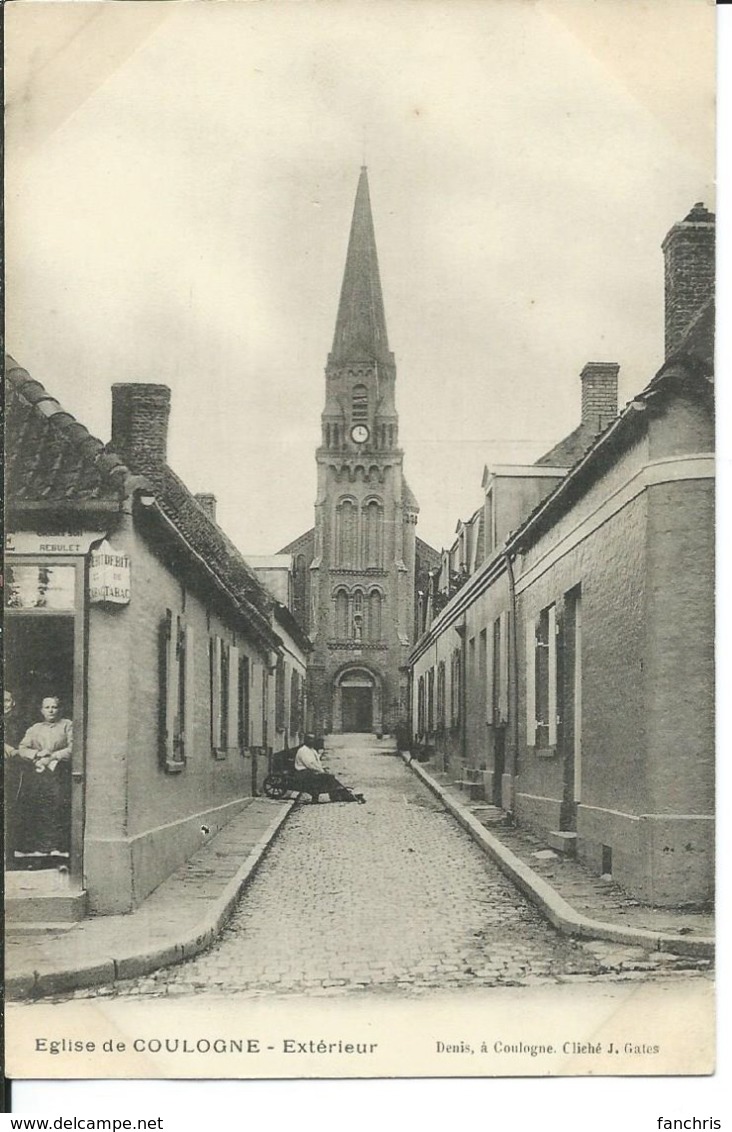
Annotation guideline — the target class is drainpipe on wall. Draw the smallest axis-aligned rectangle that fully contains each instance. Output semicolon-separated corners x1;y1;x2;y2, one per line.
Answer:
504;550;519;818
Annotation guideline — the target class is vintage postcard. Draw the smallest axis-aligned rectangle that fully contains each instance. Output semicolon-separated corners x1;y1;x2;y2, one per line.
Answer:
3;0;716;1082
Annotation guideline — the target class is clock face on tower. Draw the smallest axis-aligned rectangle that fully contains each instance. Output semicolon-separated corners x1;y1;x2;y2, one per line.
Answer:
350;424;370;445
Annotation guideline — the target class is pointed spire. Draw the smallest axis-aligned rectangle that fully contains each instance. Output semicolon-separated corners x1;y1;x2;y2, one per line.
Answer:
330;168;392;366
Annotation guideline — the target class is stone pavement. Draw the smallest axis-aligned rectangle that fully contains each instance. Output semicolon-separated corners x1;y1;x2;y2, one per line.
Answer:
5;796;294;999
60;740;711;1002
411;758;714;954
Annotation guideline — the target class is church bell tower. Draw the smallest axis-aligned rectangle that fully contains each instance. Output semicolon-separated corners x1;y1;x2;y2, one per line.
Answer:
306;168;419;735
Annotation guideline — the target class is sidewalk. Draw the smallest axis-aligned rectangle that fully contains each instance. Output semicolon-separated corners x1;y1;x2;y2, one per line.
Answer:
5;796;295;1000
404;754;714;960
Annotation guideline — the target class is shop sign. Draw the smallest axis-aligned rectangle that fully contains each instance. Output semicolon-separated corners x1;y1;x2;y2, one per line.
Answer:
88;540;131;605
5;531;105;555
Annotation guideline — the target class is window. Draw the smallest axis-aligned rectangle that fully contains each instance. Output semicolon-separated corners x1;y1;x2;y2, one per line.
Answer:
367;590;382;641
491;612;509;725
336;499;357;567
250;661;264;747
417;674;426;736
526;604;557;748
427;668;435;733
363;500;383;567
239;654;250;748
451;648;462;728
161;610;194;772
209;635;238;758
352;383;368;422
290;669;303;739
334;589;349;638
436;661;446;730
275;656;286;733
352;589;364;641
5;563;76;611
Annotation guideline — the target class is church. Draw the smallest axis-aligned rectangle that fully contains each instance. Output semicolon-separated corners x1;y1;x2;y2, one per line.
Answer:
280;169;439;737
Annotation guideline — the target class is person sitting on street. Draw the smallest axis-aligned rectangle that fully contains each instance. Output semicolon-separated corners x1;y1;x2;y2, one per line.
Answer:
293;735;365;804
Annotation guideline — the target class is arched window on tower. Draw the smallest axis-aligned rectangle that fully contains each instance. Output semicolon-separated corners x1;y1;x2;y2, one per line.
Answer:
293;553;307;627
334;589;349;638
336;499;357;567
352;384;368;424
367;590;382;642
352;589;364;641
363;499;383;568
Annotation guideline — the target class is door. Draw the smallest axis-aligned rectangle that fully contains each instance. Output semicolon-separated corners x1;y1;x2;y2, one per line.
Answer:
342;686;373;732
4;559;84;882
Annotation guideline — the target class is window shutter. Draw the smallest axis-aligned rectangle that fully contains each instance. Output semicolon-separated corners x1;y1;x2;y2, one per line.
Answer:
184;622;195;760
548;604;558;746
228;645;239;751
159;610;172;766
250;662;263;746
498;611;510;724
166;613;180;763
525;618;536;747
485;625;495;725
211;636;222;749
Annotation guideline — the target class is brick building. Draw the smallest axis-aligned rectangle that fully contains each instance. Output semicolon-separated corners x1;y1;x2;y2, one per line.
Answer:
280;168;439;737
409;204;715;906
4;369;307;919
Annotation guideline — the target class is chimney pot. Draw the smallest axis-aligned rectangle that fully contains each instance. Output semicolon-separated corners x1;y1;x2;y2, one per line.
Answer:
195;493;217;523
111;384;171;470
662;204;715;357
580;362;619;434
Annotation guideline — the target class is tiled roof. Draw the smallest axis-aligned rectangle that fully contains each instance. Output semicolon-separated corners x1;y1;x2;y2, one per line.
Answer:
148;463;276;624
534;422;598;468
5;357;277;643
660;297;714;376
279;528;315;557
416;536;441;570
5;356;132;504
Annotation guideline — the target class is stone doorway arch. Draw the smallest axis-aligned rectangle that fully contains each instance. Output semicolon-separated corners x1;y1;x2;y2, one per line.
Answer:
333;665;383;733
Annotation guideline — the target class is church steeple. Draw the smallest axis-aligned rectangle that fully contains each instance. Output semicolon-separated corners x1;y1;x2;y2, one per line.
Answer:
329;167;393;367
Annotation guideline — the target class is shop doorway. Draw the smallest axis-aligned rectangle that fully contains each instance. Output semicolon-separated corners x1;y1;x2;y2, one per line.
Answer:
5;615;75;871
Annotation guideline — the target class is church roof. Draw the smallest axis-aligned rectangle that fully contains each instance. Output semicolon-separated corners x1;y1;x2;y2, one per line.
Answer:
329;168;393;367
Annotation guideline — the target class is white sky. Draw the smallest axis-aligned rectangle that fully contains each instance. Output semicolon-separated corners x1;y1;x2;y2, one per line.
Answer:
5;0;715;555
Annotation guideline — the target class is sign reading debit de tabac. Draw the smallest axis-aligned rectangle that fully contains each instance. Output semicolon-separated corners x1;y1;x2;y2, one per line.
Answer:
88;540;131;604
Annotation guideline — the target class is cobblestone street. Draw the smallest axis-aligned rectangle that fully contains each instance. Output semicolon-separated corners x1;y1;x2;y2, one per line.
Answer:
72;741;709;1000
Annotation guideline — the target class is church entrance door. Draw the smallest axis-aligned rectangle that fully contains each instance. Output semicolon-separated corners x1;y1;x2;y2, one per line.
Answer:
334;667;380;733
341;686;373;732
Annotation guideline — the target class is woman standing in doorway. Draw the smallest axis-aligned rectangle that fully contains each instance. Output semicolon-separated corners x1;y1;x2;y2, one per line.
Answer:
18;695;73;859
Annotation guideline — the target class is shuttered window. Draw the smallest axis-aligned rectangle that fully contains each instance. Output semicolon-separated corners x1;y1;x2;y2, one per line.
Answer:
160;610;192;772
209;635;237;758
526;604;558;749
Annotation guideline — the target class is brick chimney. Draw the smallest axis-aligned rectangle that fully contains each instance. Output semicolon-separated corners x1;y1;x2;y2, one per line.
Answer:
662;203;715;358
111;384;171;470
581;362;619;434
195;493;217;523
